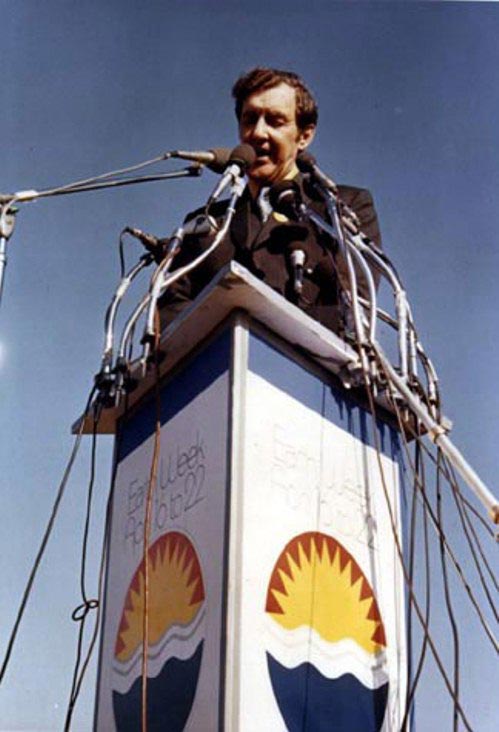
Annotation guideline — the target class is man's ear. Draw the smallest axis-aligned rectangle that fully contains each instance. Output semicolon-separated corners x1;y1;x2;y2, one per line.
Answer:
297;124;316;151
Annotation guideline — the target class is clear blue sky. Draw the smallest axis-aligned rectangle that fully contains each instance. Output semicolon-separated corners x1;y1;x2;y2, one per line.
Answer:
0;1;497;730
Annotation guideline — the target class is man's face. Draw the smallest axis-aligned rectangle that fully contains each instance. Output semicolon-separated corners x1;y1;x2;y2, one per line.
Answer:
238;82;315;190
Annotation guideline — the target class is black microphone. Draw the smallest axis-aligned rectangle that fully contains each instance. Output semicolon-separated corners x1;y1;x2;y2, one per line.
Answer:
124;226;168;255
208;144;256;203
297;152;338;194
298;152;364;234
169;147;232;173
126;214;217;262
268;180;304;221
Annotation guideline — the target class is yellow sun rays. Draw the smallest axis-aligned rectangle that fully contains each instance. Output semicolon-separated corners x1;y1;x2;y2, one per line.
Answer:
266;533;386;655
115;533;205;662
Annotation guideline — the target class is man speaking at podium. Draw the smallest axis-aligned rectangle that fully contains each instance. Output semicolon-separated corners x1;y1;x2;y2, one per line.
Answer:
160;66;382;335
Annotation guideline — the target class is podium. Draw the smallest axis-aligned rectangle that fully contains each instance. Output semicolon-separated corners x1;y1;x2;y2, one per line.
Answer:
93;263;408;731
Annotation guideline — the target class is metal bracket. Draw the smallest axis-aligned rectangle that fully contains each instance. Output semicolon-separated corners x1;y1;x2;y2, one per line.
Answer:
0;205;17;240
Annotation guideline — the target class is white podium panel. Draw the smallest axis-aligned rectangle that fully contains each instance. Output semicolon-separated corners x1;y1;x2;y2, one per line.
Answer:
95;331;232;731
94;311;407;731
228;331;407;732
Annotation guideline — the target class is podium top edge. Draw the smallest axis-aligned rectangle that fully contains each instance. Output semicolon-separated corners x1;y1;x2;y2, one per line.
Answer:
73;262;360;435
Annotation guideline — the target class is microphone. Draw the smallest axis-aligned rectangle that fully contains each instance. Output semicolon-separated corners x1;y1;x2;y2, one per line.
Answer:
126;214;218;262
169;147;232;173
289;245;307;295
297;152;338;194
124;226;168;255
298;152;364;234
208;144;256;204
268;180;304;221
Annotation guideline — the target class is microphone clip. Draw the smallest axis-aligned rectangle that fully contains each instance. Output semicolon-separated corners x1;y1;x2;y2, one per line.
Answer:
289;248;307;295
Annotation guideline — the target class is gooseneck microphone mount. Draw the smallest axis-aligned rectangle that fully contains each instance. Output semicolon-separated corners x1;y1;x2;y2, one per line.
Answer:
137;146;255;375
0;144;244;402
3;142;496;522
95;251;155;406
206;144;256;208
139;213;218;367
0;143;247;410
0;155;207;313
269;162;498;523
94;144;253;403
0;146;245;316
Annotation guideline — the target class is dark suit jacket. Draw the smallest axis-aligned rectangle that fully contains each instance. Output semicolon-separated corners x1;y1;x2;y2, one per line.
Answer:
159;174;381;334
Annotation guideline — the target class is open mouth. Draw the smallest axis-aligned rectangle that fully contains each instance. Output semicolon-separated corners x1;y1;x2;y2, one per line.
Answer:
254;147;271;161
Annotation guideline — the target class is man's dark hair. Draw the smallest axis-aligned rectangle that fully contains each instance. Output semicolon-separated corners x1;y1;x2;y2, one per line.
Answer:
232;67;318;130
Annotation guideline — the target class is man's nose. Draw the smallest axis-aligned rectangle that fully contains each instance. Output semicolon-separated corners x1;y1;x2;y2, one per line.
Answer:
251;115;268;139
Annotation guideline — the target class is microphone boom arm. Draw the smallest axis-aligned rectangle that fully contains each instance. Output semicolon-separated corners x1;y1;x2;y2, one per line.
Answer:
138;176;246;371
297;165;498;523
0;164;202;313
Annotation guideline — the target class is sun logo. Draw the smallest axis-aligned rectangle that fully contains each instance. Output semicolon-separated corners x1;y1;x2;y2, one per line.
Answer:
265;531;389;732
115;532;205;662
266;531;386;653
112;532;206;731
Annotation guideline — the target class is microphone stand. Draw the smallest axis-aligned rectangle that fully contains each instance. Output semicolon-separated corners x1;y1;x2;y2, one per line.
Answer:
312;188;374;380
0;164;202;313
136;178;244;374
140;215;217;363
291;191;375;380
0;204;16;306
299;194;425;391
301;161;416;386
94;149;237;394
114;175;246;397
297;196;498;523
95;252;154;405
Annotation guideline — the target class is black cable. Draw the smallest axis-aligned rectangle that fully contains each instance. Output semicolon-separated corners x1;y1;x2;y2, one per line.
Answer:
127;321;136;365
119;229;128;279
64;599;98;732
459;493;496;539
380;366;498;651
414;442;499;609
141;312;163;732
63;230;140;728
444;458;498;616
64;408;100;731
337;240;489;728
0;386;97;686
63;383;133;730
436;450;461;732
396;403;495;543
362;368;474;730
33;153;170;198
402;440;420;727
401;445;432;730
80;409;99;603
403;423;498;630
401;442;421;728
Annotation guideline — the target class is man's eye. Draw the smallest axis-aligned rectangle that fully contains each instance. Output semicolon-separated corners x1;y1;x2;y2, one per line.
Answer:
242;114;257;125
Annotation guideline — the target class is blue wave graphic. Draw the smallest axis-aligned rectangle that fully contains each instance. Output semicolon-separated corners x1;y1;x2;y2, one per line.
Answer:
267;652;388;731
113;640;203;731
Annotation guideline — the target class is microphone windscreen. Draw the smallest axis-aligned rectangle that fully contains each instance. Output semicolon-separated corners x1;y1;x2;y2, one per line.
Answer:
296;151;316;173
207;147;232;173
268;180;302;220
229;143;257;170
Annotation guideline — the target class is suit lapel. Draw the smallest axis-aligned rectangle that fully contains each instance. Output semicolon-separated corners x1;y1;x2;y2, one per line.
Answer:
250;212;282;250
230;174;326;253
229;188;253;252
